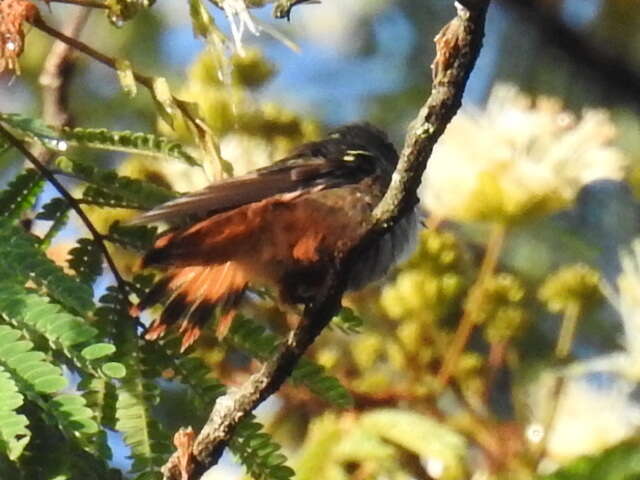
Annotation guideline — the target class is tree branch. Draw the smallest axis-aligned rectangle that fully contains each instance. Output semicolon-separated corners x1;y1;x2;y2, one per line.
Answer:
39;8;90;132
501;0;640;109
161;1;490;478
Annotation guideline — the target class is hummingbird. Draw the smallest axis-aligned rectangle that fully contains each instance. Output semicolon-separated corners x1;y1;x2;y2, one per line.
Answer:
130;124;419;351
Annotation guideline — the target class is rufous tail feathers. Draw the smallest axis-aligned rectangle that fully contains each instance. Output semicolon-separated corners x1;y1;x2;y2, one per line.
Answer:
130;262;248;351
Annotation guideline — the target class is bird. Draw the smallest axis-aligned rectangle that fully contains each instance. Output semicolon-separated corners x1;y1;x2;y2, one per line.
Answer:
129;123;419;351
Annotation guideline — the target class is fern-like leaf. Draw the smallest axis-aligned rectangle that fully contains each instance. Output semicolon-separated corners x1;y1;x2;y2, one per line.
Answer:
107;223;157;251
78;376;118;430
56;156;176;210
0;325;67;394
97;287;172;474
0;326;109;471
1;112;197;164
228;316;353;408
68;238;104;285
332;307;364;334
0;169;44;220
291;358;353;409
49;394;102;452
227;315;279;359
0;282;123;378
0;219;94;315
61;127;198;165
0;366;29;460
0;113;59;147
36;197;70;248
231;415;295;480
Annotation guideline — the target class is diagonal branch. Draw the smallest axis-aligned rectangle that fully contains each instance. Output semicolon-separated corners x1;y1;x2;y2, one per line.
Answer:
161;1;490;479
501;0;640;109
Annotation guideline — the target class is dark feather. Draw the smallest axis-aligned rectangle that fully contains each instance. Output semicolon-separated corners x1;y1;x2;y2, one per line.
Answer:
128;123;395;225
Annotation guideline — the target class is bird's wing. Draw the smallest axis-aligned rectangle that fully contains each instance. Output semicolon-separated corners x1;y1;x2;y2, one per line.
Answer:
128;151;375;225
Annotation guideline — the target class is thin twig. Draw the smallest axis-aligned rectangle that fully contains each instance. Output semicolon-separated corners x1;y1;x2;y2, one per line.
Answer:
30;15;214;154
38;8;91;159
47;0;108;9
437;223;506;387
0;122;131;302
534;301;582;465
160;1;491;478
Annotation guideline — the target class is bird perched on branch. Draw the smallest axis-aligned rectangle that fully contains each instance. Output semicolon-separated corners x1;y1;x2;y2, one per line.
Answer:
130;124;419;351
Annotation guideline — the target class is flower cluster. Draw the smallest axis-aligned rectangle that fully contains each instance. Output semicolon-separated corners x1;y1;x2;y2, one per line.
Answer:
422;85;627;224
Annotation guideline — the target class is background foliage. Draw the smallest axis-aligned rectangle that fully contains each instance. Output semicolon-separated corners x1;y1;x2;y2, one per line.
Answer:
2;0;640;479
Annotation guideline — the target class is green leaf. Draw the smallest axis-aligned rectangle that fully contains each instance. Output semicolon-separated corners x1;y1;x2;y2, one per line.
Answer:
539;441;640;480
0;282;97;348
60;127;198;165
81;343;116;360
0;169;44;220
68;238;103;285
291;358;353;409
101;362;126;378
55;156;176;210
231;415;294;480
0;113;59;146
115;58;137;97
360;409;466;479
189;0;215;39
227;315;279;359
151;77;177;128
107;223;157;251
229;316;352;408
0;366;30;460
332;307;363;334
36;198;71;249
100;287;172;473
50;393;99;435
0;281;123;382
0;325;67;394
36;197;69;222
78;376;118;431
0;219;94;315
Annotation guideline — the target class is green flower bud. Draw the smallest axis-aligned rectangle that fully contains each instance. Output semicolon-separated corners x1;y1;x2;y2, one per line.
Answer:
538;263;602;314
473;273;526;326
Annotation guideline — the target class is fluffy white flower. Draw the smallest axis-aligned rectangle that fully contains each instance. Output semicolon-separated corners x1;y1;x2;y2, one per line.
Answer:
422;85;627;223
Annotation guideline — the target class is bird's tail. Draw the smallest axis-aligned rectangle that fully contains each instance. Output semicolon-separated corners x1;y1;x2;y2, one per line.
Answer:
130;262;248;351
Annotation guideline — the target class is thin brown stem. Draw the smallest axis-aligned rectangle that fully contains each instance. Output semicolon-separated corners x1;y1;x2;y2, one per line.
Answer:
47;0;108;8
437;222;506;387
38;8;90;154
0;122;130;302
30;15;214;157
555;301;580;360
